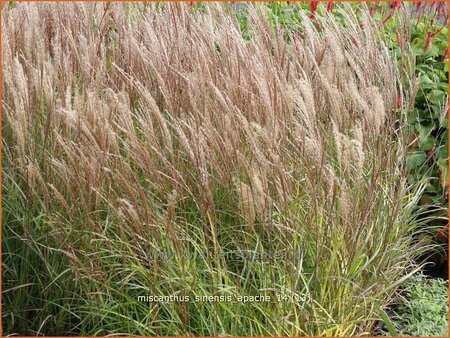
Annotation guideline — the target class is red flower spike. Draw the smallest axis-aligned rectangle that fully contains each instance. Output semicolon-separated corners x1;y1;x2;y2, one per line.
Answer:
369;6;375;17
390;1;400;9
415;1;422;11
327;2;334;12
310;1;318;20
424;31;432;51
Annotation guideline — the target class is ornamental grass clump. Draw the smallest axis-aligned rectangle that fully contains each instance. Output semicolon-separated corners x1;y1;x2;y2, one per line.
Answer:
2;2;425;336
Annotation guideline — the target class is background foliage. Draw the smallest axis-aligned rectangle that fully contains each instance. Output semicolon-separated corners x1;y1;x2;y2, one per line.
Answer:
389;275;448;336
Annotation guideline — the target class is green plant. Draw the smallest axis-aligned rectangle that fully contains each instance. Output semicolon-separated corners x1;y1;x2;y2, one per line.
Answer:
390;276;448;336
382;0;449;266
408;21;448;205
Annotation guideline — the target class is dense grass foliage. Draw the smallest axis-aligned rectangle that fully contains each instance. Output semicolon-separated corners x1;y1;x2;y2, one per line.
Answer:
1;2;433;336
254;1;449;251
2;172;84;335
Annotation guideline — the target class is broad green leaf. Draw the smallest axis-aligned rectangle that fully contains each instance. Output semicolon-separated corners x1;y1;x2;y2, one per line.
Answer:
416;122;435;151
406;151;428;170
435;144;448;161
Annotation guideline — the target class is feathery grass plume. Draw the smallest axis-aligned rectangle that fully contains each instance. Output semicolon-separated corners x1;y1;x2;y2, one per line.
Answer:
235;179;256;232
2;2;425;336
